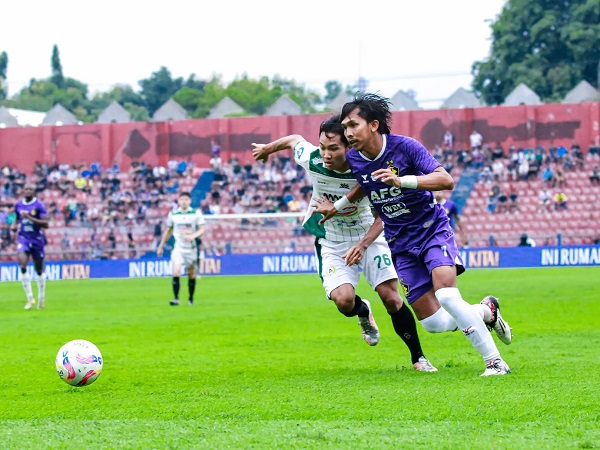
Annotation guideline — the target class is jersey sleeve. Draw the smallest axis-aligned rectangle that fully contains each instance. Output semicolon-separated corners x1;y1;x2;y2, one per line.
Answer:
166;211;174;228
38;202;48;218
293;141;317;171
405;137;441;174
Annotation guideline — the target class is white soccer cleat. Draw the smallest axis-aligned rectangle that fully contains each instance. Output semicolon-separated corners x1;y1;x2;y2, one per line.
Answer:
357;299;380;346
481;295;512;345
24;299;35;310
481;358;511;376
413;356;438;372
169;299;180;306
37;298;45;309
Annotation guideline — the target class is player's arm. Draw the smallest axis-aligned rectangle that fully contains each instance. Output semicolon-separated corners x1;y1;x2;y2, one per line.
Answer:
342;213;384;266
251;135;305;163
372;166;454;191
156;226;173;257
311;184;367;224
184;225;205;241
20;212;49;229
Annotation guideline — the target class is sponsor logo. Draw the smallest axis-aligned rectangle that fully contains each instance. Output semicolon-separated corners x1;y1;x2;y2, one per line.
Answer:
327;265;336;275
462;326;475;336
340;183;350;189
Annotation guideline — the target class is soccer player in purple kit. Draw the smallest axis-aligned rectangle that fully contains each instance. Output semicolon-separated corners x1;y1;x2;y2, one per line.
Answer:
11;183;49;310
435;193;468;246
316;93;511;376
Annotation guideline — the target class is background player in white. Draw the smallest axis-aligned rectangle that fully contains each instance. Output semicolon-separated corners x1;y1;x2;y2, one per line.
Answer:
252;116;437;372
12;183;49;309
157;192;205;306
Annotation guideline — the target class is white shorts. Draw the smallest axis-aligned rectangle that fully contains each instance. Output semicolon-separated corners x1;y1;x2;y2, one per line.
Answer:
171;249;199;271
316;234;398;298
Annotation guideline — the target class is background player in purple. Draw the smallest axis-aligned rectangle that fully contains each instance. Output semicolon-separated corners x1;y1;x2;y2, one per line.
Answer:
316;93;511;376
11;183;49;310
435;193;468;246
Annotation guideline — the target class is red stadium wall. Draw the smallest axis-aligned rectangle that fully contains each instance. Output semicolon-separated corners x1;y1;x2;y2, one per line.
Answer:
1;102;598;172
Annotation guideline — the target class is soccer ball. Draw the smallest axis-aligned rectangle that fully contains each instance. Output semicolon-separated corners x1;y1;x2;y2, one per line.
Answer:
55;339;103;387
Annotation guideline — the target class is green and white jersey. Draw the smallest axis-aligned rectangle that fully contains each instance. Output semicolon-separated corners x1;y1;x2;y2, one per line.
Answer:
294;141;374;242
166;206;205;252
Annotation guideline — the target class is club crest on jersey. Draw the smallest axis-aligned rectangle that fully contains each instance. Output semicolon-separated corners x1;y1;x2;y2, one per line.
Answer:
30;209;37;216
386;160;399;176
399;279;409;297
327;265;336;275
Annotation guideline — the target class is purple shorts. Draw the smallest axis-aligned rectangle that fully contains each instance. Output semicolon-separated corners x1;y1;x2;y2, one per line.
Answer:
17;237;45;260
392;227;464;304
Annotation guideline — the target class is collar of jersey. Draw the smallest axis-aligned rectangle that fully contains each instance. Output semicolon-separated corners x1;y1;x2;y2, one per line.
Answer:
357;134;387;162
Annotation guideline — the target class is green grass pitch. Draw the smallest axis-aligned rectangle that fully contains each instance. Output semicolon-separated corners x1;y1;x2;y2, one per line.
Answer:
0;267;598;449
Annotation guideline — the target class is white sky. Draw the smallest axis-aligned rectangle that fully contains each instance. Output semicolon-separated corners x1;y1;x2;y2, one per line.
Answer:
1;0;505;109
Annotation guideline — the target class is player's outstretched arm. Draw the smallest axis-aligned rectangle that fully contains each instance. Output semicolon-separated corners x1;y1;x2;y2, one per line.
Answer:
372;167;454;191
312;184;366;224
156;227;173;257
343;215;384;266
251;135;305;163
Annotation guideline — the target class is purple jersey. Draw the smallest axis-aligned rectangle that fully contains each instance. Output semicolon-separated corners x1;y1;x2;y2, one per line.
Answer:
346;134;451;254
440;199;459;229
15;198;47;242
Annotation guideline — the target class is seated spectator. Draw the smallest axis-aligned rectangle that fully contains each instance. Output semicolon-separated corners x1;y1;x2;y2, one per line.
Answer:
492;159;506;182
478;166;493;183
518;233;536;247
176;160;187;177
588;141;599;159
496;190;509;214
538;189;552;213
517;158;529;180
508;188;519;213
491;143;504;160
553;166;566;188
541;165;553;186
590;166;600;185
553;191;568;210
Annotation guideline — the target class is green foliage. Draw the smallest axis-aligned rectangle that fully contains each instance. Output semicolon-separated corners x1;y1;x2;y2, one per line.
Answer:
138;66;184;116
472;0;600;104
50;44;64;89
226;75;279;115
0;51;7;79
324;80;342;104
0;267;599;448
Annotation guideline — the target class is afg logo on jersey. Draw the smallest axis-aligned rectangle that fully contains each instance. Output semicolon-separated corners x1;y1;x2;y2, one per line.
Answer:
336;205;359;217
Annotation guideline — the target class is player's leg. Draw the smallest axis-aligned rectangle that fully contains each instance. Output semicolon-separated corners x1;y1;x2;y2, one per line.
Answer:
362;238;435;371
17;250;35;310
31;241;46;309
318;239;379;346
428;237;510;375
170;250;183;306
186;262;196;306
412;289;494;333
33;258;46;309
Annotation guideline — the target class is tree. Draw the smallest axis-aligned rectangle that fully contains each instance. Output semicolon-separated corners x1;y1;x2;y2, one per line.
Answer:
138;67;184;116
0;51;7;79
472;0;600;105
51;44;64;88
324;80;342;104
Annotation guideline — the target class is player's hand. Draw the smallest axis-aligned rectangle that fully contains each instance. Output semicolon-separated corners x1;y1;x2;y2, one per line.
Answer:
311;196;337;224
156;247;163;257
372;168;401;187
343;244;366;266
20;212;32;220
251;143;269;163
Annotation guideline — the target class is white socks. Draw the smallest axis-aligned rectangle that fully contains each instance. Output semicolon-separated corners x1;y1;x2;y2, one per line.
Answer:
420;304;492;333
420;307;458;333
36;273;46;301
21;273;34;300
435;287;500;362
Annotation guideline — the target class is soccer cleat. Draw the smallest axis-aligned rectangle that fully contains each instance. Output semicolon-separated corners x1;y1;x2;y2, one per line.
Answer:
169;299;180;306
481;358;511;376
481;295;512;345
24;299;35;310
413;356;438;372
357;299;380;346
188;300;194;306
37;298;45;309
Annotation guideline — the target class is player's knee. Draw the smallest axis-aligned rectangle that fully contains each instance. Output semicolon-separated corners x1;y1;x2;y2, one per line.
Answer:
381;296;403;314
333;295;355;314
